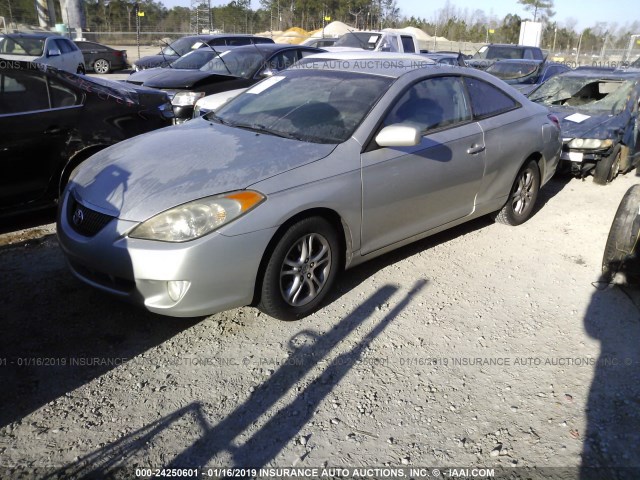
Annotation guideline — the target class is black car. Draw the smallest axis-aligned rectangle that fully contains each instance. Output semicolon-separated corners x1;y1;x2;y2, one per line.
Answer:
421;52;467;67
529;68;640;184
0;61;174;216
133;34;275;71
126;44;324;122
486;59;570;95
467;43;545;70
74;40;128;74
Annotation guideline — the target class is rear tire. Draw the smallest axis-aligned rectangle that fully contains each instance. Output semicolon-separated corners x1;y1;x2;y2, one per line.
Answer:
93;58;111;74
593;146;621;185
494;160;540;226
602;184;640;284
258;217;340;321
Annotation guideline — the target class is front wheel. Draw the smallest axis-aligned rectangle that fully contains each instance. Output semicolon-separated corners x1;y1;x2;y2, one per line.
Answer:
76;64;85;74
494;160;541;226
258;217;340;321
593;146;621;185
93;58;111;74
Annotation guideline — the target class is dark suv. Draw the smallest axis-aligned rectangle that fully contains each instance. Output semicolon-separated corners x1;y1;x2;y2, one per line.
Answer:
133;34;275;71
0;62;173;216
467;43;545;70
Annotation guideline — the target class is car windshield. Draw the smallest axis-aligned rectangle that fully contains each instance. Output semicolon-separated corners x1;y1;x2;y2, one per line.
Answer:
161;37;202;56
529;75;635;114
473;45;524;60
487;61;539;80
333;32;381;50
211;69;394;144
631;56;640;68
0;35;45;56
171;49;222;69
199;49;265;77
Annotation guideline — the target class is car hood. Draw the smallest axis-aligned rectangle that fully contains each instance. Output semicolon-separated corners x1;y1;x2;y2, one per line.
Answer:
127;68;237;89
135;54;178;68
70;119;337;222
549;107;625;139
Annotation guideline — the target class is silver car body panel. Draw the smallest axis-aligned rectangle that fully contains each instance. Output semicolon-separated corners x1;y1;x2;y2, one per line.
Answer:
58;63;561;317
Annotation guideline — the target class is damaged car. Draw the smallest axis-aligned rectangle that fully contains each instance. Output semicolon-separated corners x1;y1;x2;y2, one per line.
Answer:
0;61;173;216
529;68;640;184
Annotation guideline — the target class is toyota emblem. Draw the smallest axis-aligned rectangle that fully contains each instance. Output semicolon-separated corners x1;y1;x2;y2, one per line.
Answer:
72;208;85;226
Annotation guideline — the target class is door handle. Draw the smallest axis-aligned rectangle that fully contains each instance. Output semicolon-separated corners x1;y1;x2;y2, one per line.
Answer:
467;144;485;155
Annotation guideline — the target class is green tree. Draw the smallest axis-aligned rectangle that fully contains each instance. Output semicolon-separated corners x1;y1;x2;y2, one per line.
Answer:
516;0;554;22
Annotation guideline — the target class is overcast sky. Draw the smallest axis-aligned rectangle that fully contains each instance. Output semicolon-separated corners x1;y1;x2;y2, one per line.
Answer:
160;0;640;32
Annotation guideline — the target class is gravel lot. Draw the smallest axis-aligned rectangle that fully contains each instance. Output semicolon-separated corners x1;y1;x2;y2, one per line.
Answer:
1;171;640;479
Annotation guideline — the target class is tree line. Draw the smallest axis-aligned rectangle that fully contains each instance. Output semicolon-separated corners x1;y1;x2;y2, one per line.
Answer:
1;0;638;53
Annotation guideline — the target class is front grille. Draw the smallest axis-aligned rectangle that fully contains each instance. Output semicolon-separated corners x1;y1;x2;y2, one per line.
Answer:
67;197;114;237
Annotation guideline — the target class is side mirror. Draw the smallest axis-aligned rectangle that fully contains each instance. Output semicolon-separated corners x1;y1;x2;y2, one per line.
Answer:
47;48;61;57
260;68;275;78
375;124;422;147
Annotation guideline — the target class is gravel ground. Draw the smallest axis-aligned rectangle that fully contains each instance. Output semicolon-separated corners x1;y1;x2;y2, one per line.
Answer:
1;172;640;479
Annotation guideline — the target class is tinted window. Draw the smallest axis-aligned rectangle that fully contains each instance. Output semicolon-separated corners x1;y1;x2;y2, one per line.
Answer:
464;77;518;118
227;37;251;46
49;77;79;108
267;50;299;71
252;37;274;44
55;39;74;54
401;36;416;53
385;76;472;131
0;70;49;113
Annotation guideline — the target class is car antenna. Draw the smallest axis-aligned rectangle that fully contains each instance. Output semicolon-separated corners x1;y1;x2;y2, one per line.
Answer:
158;38;176;68
249;41;270;75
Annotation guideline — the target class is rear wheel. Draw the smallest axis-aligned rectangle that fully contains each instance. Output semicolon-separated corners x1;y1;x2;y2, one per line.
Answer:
93;58;111;74
494;160;540;226
258;217;340;321
602;184;640;284
593;145;621;185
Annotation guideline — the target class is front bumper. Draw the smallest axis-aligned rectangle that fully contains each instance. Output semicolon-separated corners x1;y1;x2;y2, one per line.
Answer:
558;144;613;175
57;191;276;317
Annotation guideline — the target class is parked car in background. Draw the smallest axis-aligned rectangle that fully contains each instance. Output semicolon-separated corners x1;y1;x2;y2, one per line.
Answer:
326;30;420;53
467;43;545;70
126;44;324;122
74;40;128;74
133;34;275;71
486;59;570;94
301;36;340;48
0;61;173;216
529;68;640;184
58;60;560;320
0;32;85;73
421;51;467;66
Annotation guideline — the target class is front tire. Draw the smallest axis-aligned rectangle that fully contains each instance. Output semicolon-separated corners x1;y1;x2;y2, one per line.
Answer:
494;160;541;226
258;217;340;321
93;58;111;74
76;64;85;74
593;146;621;185
602;184;640;284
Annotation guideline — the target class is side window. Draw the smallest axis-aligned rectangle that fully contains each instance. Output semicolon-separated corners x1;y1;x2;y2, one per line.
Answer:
385;76;472;131
228;38;251;46
387;36;399;51
54;39;73;53
0;70;49;113
523;49;534;59
209;39;226;46
464;77;519;118
400;36;416;53
268;50;298;71
48;77;79;108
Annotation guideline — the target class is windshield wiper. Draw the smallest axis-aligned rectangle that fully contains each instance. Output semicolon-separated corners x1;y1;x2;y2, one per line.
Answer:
230;122;305;140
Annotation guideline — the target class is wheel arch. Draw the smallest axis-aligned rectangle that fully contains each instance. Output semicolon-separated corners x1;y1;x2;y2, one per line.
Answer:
251;207;350;306
58;144;110;195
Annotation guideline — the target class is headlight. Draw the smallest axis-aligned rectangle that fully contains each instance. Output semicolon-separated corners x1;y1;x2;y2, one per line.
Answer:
568;138;613;150
129;190;265;242
172;91;206;107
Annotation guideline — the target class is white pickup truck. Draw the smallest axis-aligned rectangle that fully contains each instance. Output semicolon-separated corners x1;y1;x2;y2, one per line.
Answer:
325;30;420;54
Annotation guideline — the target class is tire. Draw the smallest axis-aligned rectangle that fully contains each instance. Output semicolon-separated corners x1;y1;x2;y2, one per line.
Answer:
619;145;633;174
494;160;541;226
593;145;621;185
602;184;640;284
258;217;340;321
93;58;111;74
76;64;86;74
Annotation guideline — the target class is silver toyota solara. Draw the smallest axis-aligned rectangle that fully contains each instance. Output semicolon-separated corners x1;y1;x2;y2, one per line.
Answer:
57;60;561;320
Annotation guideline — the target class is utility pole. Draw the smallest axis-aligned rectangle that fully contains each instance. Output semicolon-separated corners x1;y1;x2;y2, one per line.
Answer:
552;27;557;52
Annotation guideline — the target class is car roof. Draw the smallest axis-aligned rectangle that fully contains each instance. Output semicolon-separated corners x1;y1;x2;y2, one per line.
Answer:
490;58;544;64
177;34;272;41
226;43;323;54
303;50;434;63
1;32;65;39
557;68;640;80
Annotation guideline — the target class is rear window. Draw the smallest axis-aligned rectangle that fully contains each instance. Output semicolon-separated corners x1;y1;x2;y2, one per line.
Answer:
486;62;539;80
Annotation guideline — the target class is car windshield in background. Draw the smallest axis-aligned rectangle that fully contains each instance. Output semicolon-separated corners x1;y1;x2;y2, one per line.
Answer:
199;49;264;77
631;57;640;68
333;32;381;50
473;45;525;60
0;36;45;56
171;49;221;69
529;76;635;114
487;61;538;80
161;37;201;56
211;70;394;144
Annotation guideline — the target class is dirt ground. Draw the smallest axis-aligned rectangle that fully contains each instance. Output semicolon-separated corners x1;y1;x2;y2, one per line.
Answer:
1;171;640;479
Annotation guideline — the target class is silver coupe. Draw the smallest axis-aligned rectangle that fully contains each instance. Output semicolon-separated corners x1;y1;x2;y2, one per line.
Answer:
58;59;561;320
